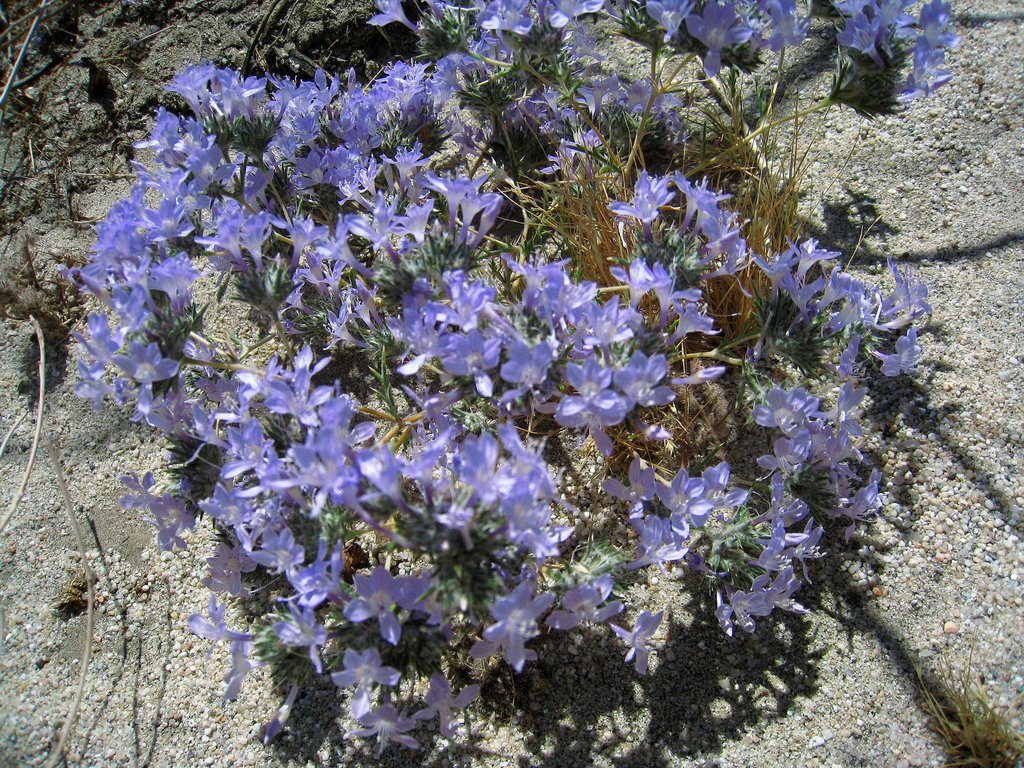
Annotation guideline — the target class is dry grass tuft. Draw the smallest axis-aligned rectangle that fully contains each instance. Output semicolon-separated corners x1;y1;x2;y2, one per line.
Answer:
915;653;1024;768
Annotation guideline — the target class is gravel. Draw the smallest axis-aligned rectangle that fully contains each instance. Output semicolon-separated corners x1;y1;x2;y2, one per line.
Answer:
1;2;1022;767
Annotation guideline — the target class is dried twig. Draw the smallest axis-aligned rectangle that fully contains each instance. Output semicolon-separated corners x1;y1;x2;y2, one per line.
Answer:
44;438;96;768
0;410;29;462
0;318;45;534
0;0;59;48
0;15;40;127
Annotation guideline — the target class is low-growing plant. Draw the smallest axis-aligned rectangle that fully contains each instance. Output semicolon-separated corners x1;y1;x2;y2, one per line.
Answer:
70;0;956;755
915;653;1024;768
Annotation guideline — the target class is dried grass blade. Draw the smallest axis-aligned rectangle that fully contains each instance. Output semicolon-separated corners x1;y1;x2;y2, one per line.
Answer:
0;317;45;534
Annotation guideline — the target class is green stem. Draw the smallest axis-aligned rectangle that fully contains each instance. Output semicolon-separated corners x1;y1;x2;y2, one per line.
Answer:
272;317;294;359
623;52;696;180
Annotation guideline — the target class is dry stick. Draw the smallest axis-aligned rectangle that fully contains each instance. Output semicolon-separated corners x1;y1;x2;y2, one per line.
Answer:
44;438;96;768
0;15;40;126
0;410;29;462
0;319;46;534
0;0;54;47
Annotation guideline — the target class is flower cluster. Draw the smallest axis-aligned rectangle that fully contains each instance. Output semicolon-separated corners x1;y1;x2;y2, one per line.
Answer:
70;0;950;756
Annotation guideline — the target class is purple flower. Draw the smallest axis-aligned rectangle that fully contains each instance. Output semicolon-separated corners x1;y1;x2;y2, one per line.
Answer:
657;467;714;527
346;703;419;757
287;423;365;516
758;566;807;614
114;341;179;384
441;330;502;397
368;0;417;30
881;255;931;328
479;0;533;35
149;254;202;312
273;604;327;673
608;172;675;239
423;173;489;233
222;418;276;480
757;429;812;477
837;11;886;67
610;258;674;312
413;673;480;739
614;352;674;409
344;566;405;645
199;487;253;528
672;173;730;235
918;0;959;49
701;461;748;510
787;518;825;580
262;684;299;745
289;539;343;608
223;637;258;700
442;271;496;331
188;595;249;650
75;361;115;410
879;0;916;36
603;457;657;518
760;0;809;51
715;568;806;636
555;357;628;455
75;313;125;365
470;582;555;672
825;382;866;438
611;610;663;675
202;542;257;597
751;387;821;434
141;198;192;242
686;2;754;77
499;490;572;562
627;513;690;571
263;346;333;427
646;0;695;42
286;216;329;268
753;517;790;572
899;37;953;101
185;137;235;188
578;298;639;350
454;432;500;500
837;469;881;540
836;335;863;378
546;575;624;629
500;336;556;391
331;647;401;719
875;328;921;376
545;0;604;28
715;587;763;636
349;193;402;252
248;527;305;573
144;493;195;551
667;301;718;344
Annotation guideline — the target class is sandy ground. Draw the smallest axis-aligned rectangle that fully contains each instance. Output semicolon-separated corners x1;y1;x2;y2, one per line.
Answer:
0;2;1022;767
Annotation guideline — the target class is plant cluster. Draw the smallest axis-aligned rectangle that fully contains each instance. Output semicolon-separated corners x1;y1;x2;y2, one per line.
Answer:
72;0;953;755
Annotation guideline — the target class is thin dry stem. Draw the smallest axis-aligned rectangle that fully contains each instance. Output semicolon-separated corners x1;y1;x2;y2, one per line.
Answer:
915;653;1024;768
0;317;46;534
0;410;29;462
0;15;40;126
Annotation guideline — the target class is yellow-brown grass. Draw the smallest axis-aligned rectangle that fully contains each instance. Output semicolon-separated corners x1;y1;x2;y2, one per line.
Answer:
915;653;1024;768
